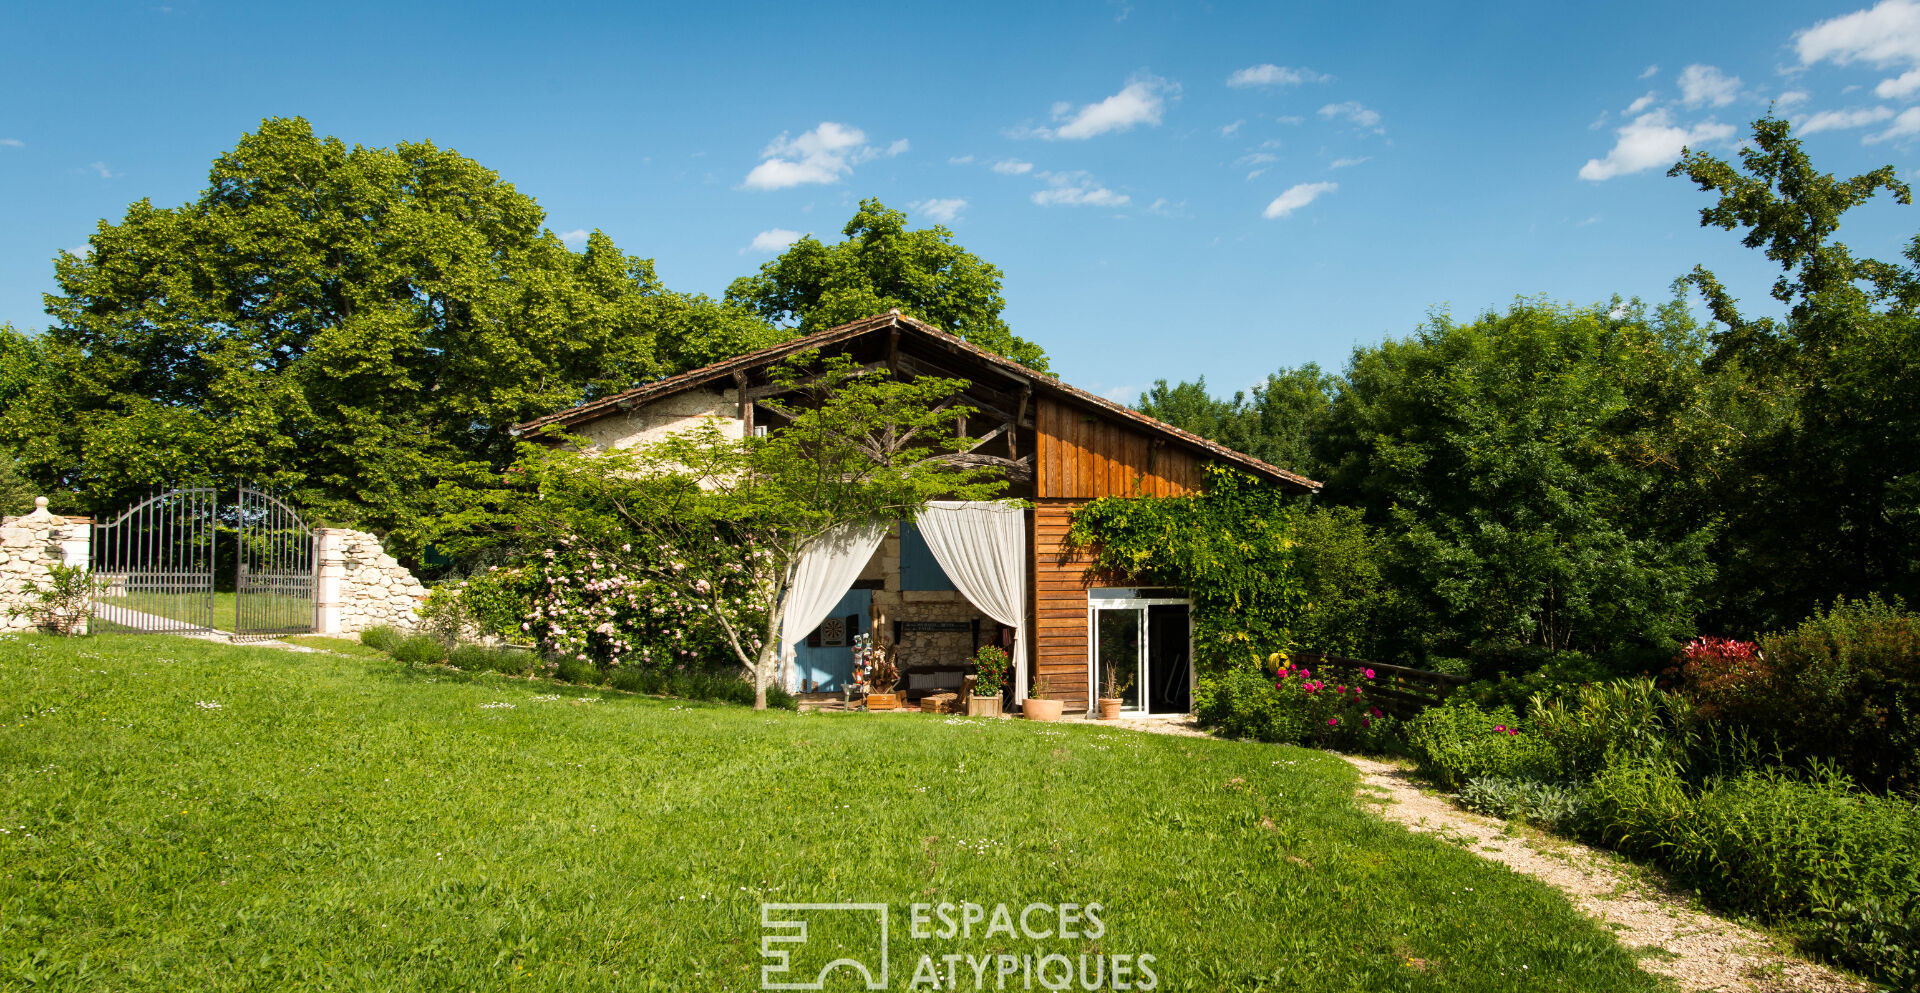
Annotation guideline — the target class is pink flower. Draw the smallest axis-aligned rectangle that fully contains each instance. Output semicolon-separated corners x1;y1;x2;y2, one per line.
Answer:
1326;717;1339;726
1363;668;1375;680
1494;725;1507;733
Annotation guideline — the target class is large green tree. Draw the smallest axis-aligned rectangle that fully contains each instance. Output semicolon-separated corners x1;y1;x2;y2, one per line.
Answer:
1136;364;1334;479
1318;298;1723;665
726;199;1049;371
1671;115;1920;628
13;117;783;555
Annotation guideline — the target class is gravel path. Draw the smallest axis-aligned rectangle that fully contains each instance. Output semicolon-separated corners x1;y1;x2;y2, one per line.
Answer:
1102;718;1866;992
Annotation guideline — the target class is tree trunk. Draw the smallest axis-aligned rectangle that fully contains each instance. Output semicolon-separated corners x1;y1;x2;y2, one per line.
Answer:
752;598;787;711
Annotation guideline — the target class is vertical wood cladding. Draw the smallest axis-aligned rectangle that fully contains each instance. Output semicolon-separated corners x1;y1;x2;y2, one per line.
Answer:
1029;397;1205;708
1035;396;1202;500
1033;500;1093;707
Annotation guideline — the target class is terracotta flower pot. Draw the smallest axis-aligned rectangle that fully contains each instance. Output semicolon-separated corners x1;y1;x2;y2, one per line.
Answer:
967;695;1003;718
1022;698;1063;722
1097;697;1123;720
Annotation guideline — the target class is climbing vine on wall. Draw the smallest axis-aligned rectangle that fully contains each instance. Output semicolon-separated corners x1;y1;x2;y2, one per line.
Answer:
1066;464;1307;674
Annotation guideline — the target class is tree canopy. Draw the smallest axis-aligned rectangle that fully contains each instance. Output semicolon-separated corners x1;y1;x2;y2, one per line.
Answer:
1140;115;1920;670
726;199;1049;372
9;117;785;553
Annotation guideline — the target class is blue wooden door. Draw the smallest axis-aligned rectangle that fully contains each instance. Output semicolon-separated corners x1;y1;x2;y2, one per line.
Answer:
791;588;871;692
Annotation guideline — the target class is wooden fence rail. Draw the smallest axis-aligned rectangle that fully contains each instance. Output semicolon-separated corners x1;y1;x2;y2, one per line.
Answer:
1286;651;1469;719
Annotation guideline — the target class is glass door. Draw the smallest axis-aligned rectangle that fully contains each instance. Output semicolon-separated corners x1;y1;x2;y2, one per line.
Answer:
1146;603;1192;714
1093;607;1144;712
1089;591;1194;715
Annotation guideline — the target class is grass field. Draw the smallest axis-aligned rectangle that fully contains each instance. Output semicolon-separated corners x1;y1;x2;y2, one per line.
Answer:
93;592;310;634
0;634;1666;991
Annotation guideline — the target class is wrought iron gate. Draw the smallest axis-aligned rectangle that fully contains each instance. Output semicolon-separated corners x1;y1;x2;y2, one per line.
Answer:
89;484;316;640
233;484;315;641
90;487;220;634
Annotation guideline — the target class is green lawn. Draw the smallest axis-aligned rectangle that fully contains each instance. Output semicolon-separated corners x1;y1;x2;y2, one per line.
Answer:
94;592;310;634
0;634;1666;992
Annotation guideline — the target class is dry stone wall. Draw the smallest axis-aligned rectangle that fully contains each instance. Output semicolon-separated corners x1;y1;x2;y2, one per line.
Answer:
314;528;428;634
0;499;91;634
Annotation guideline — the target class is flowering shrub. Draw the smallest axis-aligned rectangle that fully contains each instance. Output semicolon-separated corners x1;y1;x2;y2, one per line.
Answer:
1665;636;1769;721
498;537;764;674
971;644;1010;696
1193;654;1396;751
1403;700;1560;790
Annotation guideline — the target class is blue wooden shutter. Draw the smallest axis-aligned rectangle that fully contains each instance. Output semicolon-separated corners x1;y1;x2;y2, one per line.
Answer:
900;519;959;591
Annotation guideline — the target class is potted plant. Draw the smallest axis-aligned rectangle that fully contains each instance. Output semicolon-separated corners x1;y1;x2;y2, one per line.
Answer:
1021;682;1063;722
852;634;900;711
968;645;1010;718
1096;665;1133;720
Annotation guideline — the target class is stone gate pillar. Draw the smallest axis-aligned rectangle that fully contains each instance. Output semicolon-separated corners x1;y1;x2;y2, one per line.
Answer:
313;528;346;635
1;497;93;634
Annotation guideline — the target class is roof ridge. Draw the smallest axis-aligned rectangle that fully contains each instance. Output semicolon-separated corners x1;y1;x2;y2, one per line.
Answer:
510;311;1320;491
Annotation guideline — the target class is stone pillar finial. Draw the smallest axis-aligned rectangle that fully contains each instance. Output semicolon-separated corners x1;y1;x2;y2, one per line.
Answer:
24;496;53;520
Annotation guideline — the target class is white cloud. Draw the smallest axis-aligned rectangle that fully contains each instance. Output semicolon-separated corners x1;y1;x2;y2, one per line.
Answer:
949;154;975;165
885;138;910;156
1799;105;1896;133
1031;170;1129;207
1220;119;1244;137
912;198;968;223
1275;114;1304;125
0;138;22;148
741;122;896;190
1866;105;1920;141
744;228;803;254
992;158;1034;175
1796;2;1920;101
1246;169;1268;181
1626;92;1658;114
1329;156;1370;168
1797;1;1920;67
1777;90;1811;107
1880;69;1920;98
557;228;590;246
1237;151;1278;166
1026;76;1174;140
1579;108;1735;181
1640;64;1661;79
1147;197;1187;217
1226;64;1331;88
1262;181;1337;219
1678;64;1742;107
86;161;119;179
1318;101;1383;132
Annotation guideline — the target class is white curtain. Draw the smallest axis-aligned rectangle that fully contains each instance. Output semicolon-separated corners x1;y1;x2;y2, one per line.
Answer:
914;500;1030;703
779;521;888;691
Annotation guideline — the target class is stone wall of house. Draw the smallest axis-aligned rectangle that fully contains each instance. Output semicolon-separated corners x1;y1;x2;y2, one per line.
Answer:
314;528;428;634
0;498;91;634
861;524;998;670
576;389;745;450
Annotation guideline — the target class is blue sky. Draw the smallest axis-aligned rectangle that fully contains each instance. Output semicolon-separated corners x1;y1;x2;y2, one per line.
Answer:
6;1;1920;401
